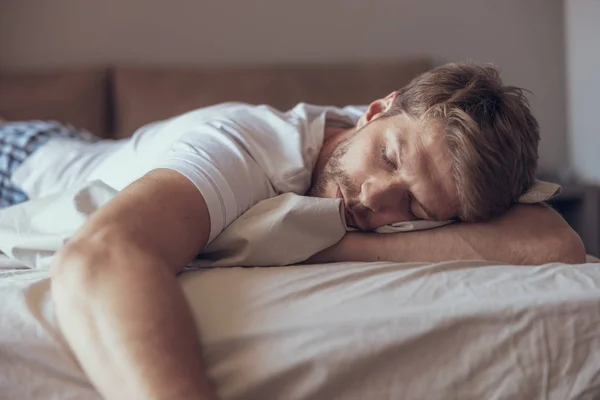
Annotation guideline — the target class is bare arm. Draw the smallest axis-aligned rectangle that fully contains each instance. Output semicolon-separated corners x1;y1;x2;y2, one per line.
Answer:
50;169;218;400
307;204;586;265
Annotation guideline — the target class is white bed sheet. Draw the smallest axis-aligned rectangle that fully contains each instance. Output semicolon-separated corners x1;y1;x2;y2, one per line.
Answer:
2;259;600;400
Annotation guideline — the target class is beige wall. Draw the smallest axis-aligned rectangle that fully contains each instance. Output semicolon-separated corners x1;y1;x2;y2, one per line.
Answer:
565;0;600;184
0;0;566;173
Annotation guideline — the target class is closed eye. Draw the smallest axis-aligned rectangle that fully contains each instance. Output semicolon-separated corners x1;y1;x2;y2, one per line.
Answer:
380;145;397;170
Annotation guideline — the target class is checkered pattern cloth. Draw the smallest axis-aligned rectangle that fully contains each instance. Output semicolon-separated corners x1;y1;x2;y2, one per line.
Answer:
0;121;98;208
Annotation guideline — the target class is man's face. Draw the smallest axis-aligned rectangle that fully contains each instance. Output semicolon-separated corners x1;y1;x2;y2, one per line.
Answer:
308;108;460;230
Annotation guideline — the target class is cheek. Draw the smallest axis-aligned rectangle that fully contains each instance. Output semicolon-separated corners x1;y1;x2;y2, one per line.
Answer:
341;140;374;180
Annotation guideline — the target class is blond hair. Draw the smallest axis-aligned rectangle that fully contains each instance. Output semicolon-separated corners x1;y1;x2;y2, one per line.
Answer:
385;62;539;221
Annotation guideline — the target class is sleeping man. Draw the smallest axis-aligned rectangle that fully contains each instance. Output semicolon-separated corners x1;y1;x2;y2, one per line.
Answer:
0;62;585;399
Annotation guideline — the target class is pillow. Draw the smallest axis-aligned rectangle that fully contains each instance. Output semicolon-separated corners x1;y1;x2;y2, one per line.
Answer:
518;179;561;203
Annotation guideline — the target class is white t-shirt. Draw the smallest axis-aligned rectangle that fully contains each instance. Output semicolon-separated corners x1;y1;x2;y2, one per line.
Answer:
13;103;366;243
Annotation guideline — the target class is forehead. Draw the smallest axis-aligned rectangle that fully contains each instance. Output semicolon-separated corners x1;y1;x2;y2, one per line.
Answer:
388;115;460;220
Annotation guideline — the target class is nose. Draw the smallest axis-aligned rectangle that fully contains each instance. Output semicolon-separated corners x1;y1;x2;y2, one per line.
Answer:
359;176;406;213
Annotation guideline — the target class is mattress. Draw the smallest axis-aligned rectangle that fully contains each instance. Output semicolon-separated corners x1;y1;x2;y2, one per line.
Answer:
2;258;600;400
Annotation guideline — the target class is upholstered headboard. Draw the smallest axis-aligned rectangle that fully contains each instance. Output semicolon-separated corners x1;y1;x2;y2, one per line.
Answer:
0;68;109;136
0;59;431;138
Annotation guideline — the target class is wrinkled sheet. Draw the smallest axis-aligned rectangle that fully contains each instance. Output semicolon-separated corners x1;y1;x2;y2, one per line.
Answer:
1;180;599;400
3;260;600;400
0;180;451;269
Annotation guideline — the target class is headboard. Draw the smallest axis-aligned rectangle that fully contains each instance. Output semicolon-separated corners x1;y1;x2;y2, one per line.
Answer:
0;59;431;138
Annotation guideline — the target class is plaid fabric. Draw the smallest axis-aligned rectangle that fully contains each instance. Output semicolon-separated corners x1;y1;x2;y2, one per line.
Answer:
0;121;98;208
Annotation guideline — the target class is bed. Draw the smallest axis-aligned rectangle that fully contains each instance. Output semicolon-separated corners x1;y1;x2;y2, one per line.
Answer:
2;242;600;399
1;60;600;400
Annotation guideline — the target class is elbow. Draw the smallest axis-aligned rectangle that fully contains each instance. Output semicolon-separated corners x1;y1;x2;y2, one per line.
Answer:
50;240;106;307
555;228;587;264
539;227;587;265
513;205;587;265
52;242;89;282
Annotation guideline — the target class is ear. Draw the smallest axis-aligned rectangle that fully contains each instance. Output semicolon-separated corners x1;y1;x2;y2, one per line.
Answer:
356;91;398;129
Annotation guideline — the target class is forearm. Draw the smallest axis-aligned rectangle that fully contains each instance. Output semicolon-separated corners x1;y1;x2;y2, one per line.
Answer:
309;224;500;264
51;243;217;400
309;204;586;265
327;224;516;264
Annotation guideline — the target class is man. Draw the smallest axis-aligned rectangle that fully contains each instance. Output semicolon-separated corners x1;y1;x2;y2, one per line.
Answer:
1;63;584;399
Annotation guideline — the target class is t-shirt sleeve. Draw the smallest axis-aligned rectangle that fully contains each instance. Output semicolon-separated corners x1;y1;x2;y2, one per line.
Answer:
154;122;275;244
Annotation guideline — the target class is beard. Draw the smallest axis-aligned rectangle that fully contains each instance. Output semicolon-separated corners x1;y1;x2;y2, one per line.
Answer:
308;133;377;229
307;135;360;200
